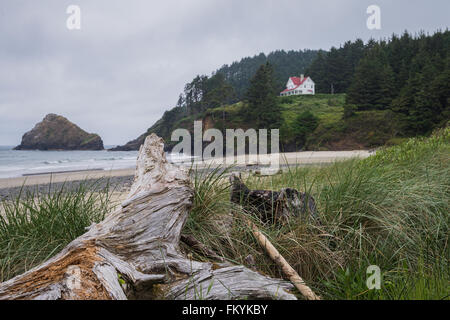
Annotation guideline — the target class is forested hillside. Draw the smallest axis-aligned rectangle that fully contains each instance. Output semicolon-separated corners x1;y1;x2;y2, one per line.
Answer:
111;49;319;151
307;30;449;135
216;50;319;100
173;49;319;115
112;30;449;152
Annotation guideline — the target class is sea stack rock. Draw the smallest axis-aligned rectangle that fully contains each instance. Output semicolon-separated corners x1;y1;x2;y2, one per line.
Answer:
14;114;104;151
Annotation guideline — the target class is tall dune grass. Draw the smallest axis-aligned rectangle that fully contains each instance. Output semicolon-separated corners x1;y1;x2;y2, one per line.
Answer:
185;127;449;299
0;180;114;282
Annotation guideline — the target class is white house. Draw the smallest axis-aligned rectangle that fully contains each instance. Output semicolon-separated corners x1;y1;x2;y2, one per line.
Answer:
280;75;315;96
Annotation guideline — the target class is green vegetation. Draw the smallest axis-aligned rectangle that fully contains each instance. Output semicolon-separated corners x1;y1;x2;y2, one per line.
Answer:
113;49;321;151
184;128;449;299
1;129;448;299
115;30;448;152
119;93;407;152
308;30;450;136
286;111;319;148
0;181;114;282
211;93;402;151
216;49;319;100
176;73;235;116
244;63;281;129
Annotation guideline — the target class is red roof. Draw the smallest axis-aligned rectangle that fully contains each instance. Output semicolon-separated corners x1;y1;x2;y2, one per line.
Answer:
281;76;309;93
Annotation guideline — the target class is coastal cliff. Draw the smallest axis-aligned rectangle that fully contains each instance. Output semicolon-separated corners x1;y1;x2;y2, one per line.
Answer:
14;114;104;151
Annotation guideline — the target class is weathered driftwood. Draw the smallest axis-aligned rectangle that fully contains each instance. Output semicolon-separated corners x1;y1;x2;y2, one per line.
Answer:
0;134;296;300
229;174;318;224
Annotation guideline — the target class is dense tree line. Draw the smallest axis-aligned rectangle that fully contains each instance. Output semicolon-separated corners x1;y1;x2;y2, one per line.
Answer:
177;30;449;137
176;49;318;116
217;49;319;100
116;30;448;152
306;40;365;94
152;49;317;144
307;30;450;135
176;73;235;115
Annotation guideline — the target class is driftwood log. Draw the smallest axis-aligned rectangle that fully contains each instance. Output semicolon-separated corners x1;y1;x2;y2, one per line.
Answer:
230;174;318;224
0;134;296;300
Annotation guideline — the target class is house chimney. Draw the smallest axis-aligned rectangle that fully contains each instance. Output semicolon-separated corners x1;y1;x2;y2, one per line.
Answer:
300;74;304;81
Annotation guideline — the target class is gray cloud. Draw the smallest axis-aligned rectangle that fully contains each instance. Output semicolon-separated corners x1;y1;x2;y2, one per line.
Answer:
0;0;448;145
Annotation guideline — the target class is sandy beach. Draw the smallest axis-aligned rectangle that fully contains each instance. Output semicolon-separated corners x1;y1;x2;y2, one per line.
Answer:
197;150;372;167
0;168;135;189
0;150;372;194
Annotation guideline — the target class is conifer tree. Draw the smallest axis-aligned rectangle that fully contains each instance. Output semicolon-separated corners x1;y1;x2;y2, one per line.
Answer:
245;63;282;129
292;111;319;147
346;45;395;110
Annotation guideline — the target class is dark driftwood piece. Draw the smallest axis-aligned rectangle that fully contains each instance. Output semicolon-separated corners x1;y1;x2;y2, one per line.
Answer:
0;134;296;300
229;174;318;224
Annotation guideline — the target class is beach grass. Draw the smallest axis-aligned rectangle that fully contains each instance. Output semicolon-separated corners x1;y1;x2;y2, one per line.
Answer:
0;180;114;282
184;127;450;299
0;128;448;300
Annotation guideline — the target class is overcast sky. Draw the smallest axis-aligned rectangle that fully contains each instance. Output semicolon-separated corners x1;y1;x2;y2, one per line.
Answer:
0;0;448;145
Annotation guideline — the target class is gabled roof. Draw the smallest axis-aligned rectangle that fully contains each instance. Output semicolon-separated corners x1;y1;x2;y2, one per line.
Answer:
281;76;310;93
290;76;307;86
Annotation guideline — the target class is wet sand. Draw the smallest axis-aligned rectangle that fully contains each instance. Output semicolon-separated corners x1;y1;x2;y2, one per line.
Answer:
0;168;135;189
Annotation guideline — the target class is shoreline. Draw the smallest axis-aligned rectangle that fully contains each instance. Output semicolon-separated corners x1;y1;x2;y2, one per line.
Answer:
0;168;135;190
22;168;105;176
0;150;373;198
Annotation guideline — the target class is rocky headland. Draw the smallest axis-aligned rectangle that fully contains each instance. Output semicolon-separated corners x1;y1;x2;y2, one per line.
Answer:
14;113;104;151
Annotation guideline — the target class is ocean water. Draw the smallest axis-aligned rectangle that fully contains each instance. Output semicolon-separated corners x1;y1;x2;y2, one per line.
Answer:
0;146;193;178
